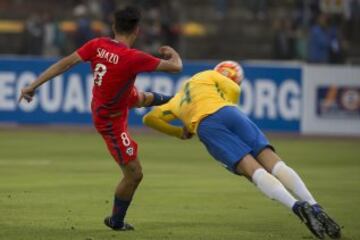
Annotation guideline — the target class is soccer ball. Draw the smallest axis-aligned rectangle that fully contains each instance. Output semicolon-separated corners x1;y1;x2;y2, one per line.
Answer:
214;60;244;84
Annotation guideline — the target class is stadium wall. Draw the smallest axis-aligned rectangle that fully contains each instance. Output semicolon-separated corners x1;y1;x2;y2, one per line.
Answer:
0;57;358;135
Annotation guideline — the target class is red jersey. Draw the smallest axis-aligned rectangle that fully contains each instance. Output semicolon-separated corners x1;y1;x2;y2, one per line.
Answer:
77;37;160;117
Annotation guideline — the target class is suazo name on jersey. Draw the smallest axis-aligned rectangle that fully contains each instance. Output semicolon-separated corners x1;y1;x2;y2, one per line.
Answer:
96;48;119;64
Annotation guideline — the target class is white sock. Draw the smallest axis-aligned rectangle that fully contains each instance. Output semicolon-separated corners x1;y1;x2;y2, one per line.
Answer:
252;168;297;209
272;161;317;205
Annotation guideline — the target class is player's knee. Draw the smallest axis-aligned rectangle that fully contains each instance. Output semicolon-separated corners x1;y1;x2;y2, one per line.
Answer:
126;165;143;185
132;170;143;185
257;147;281;173
235;154;263;178
122;161;143;185
271;160;287;175
123;170;143;186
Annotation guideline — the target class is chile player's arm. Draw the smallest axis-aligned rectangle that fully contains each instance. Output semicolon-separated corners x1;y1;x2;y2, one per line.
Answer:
18;52;83;103
18;38;98;103
156;46;183;73
131;45;182;74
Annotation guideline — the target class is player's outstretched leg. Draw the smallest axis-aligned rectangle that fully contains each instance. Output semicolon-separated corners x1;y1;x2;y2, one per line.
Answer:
235;154;325;239
104;159;143;231
256;148;341;238
257;148;318;204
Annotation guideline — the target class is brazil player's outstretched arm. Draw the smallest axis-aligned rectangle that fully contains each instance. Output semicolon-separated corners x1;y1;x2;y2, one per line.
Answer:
143;106;192;140
143;107;182;138
156;46;183;73
18;52;82;103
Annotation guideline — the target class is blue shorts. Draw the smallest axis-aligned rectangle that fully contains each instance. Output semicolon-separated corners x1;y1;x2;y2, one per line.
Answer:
197;106;273;173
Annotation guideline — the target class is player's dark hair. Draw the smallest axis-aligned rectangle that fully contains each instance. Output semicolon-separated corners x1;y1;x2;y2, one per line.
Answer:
113;6;141;34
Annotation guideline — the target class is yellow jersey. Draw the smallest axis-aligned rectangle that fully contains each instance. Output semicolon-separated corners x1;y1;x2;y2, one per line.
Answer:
143;70;241;137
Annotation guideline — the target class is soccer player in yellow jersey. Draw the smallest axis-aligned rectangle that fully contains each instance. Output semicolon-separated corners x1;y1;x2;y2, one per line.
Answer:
143;61;341;239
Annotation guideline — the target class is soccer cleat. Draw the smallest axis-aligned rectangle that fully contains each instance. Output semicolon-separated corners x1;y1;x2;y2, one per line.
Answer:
293;201;325;239
104;216;135;231
312;204;341;239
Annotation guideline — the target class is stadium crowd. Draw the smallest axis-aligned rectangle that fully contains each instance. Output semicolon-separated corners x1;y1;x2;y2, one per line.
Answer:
272;0;360;63
0;0;359;63
0;0;180;57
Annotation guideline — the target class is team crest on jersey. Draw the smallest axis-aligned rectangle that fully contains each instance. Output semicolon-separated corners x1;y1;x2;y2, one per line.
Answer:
126;147;134;156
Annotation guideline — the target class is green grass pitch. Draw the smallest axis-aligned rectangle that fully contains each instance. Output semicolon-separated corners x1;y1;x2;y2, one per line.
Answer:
0;129;359;240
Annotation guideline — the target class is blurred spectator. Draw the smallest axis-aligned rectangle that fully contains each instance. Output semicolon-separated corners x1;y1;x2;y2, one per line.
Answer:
292;0;322;28
87;0;102;19
101;0;116;21
136;1;181;55
292;0;306;28
309;0;322;24
307;14;331;63
246;0;268;20
160;0;181;50
21;14;44;55
140;8;162;55
344;0;360;41
272;18;295;60
328;16;346;63
212;0;228;19
73;3;95;48
294;28;308;60
42;14;64;57
320;0;346;15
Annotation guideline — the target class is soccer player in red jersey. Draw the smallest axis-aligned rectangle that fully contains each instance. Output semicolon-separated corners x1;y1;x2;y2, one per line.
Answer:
19;6;182;231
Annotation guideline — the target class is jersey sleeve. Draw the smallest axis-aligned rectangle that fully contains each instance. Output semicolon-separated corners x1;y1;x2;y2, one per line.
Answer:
214;72;241;104
143;97;183;138
76;38;98;61
157;100;178;122
131;50;161;74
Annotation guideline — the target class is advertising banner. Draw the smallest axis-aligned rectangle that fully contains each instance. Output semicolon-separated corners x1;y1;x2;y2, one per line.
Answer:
0;58;301;132
302;65;360;136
